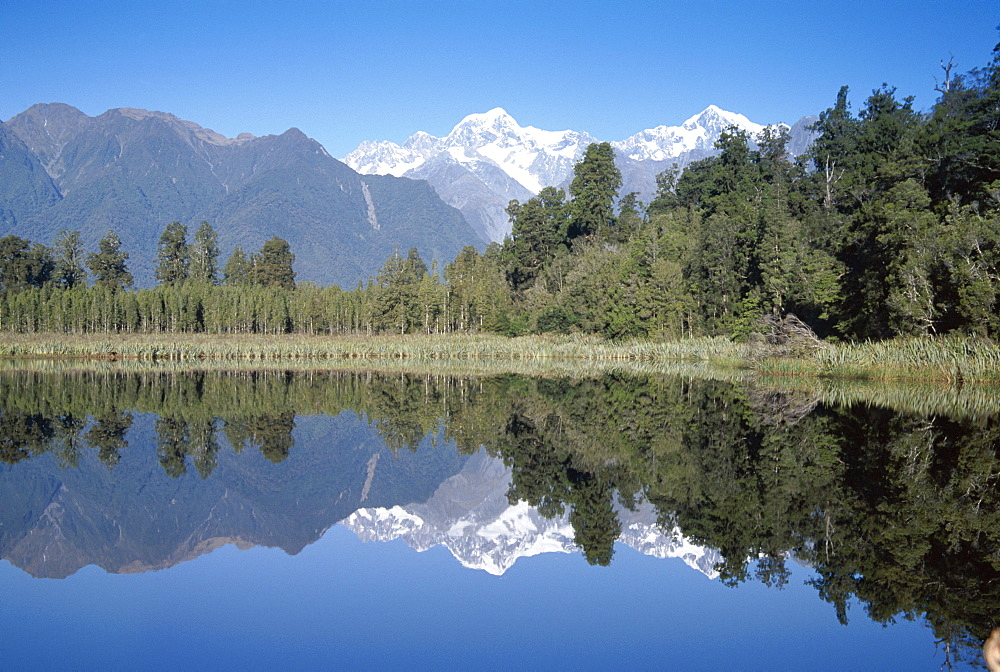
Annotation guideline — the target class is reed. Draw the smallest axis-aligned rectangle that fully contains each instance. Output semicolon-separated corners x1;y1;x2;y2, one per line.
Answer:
1;332;998;384
0;332;749;363
754;334;1000;384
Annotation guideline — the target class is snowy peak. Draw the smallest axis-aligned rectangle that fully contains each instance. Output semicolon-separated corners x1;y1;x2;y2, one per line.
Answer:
613;105;769;162
402;130;439;152
343;105;798;243
681;104;758;131
343;138;428;177
448;107;520;140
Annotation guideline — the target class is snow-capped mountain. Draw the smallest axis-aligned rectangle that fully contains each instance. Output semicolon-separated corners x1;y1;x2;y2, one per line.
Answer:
613;105;768;162
342;450;722;577
344;108;598;242
346;108;597;193
344;105;810;243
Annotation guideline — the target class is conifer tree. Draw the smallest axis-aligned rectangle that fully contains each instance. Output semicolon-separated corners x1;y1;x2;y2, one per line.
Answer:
568;142;622;241
86;231;133;291
53;230;86;289
155;222;190;286
253;237;295;289
189;221;219;284
0;235;53;290
223;247;252;285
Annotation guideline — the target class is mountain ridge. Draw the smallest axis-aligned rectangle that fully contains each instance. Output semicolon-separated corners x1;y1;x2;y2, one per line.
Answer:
344;105;818;242
1;103;481;288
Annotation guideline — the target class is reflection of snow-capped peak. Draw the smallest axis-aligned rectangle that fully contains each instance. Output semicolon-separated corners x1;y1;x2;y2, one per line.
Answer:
616;502;721;579
341;450;722;578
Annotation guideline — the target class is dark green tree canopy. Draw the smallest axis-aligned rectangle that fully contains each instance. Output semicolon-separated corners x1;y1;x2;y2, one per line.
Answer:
568;142;622;242
0;235;53;291
505;186;569;291
155;222;190;286
254;237;296;290
86;231;133;290
222;246;252;286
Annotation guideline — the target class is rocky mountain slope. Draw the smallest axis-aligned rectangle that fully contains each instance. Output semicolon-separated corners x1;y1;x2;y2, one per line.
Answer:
1;104;481;287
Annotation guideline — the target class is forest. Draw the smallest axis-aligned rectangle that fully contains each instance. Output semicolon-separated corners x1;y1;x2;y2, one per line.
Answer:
1;42;998;343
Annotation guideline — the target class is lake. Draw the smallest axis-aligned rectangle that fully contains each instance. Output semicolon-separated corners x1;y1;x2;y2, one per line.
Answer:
0;367;996;670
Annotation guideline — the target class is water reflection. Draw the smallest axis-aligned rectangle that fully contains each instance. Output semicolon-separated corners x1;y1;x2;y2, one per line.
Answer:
1;368;999;666
344;450;722;577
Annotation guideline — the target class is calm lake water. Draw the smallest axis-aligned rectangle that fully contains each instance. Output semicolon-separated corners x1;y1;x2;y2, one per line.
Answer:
1;367;997;670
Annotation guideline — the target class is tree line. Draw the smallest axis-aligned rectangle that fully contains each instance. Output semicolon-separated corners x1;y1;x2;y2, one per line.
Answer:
2;39;999;340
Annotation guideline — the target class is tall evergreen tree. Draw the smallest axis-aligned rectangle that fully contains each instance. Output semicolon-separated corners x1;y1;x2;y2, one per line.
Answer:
0;235;42;290
505;186;569;291
253;237;296;289
189;221;220;284
155;222;190;286
222;247;252;285
87;231;133;291
53;230;86;289
568;142;622;241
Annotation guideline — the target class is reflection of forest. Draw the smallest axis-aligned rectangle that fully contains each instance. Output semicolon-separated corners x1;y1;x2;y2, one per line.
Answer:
1;369;998;662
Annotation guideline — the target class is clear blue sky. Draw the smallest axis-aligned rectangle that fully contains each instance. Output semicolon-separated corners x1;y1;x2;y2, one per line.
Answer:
2;0;996;158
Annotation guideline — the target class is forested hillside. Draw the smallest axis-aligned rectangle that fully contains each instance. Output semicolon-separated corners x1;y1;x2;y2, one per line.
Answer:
0;105;480;288
1;41;998;342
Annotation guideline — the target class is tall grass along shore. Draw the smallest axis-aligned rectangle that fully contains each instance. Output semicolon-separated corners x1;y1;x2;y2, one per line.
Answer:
1;332;999;384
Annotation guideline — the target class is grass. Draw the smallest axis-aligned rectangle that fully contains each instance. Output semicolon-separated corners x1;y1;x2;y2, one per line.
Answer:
0;332;748;364
754;334;1000;384
0;331;998;384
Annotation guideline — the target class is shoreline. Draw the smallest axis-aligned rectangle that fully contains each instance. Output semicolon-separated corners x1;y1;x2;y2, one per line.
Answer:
0;332;998;384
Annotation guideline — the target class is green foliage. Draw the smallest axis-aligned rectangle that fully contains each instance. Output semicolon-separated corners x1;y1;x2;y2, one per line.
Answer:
536;306;577;334
253;236;296;290
154;222;190;286
505;187;570;291
568;142;622;242
189;221;220;285
0;235;53;290
86;231;133;291
222;246;252;286
53;230;86;289
6;39;1000;344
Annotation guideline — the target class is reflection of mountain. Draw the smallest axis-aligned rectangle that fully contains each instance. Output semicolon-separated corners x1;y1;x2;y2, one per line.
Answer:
0;413;468;578
343;450;722;577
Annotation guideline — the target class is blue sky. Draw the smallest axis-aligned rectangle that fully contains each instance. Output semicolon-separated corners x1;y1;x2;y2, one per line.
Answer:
2;1;996;158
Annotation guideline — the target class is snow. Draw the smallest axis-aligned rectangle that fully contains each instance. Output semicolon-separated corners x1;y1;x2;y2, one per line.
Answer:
346;104;776;185
612;105;773;162
343;105;779;244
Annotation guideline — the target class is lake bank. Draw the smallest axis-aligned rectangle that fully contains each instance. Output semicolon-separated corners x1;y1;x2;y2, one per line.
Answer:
0;332;998;384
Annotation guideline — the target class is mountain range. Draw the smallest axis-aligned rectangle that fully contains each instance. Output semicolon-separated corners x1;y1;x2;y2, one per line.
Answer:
344;106;819;242
0;104;479;287
1;102;819;286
